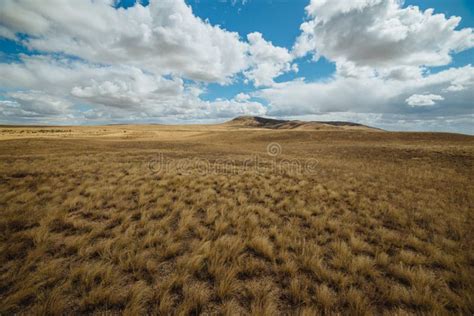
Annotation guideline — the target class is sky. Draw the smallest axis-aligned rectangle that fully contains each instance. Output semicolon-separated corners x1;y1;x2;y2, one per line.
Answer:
0;0;473;134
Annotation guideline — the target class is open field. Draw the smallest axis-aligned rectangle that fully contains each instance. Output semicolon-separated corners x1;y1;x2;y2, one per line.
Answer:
0;123;473;314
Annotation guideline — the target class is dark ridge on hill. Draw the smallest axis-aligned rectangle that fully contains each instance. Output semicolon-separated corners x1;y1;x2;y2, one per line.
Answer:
226;116;381;131
227;116;289;127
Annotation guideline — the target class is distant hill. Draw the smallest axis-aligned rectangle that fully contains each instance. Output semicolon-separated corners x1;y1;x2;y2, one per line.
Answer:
225;116;381;131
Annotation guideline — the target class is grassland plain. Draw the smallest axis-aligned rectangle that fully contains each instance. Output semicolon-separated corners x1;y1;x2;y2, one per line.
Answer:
0;123;473;315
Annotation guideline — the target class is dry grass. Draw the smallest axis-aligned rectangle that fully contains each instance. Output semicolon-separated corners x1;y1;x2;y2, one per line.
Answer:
0;124;473;314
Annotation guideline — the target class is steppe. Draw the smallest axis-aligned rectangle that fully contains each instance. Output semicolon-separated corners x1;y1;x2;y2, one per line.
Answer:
1;117;473;314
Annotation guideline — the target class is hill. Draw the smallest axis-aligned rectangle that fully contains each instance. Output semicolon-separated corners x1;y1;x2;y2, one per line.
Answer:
225;116;380;131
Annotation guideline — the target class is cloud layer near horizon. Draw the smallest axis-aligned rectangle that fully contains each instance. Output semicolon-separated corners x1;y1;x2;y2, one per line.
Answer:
0;0;473;133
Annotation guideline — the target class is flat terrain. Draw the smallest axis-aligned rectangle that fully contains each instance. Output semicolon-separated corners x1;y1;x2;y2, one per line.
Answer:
0;123;473;314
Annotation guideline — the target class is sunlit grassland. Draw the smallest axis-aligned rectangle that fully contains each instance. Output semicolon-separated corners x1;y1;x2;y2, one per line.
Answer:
0;125;473;314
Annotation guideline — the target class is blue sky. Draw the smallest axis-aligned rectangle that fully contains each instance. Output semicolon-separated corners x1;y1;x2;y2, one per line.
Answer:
188;0;474;101
0;0;473;133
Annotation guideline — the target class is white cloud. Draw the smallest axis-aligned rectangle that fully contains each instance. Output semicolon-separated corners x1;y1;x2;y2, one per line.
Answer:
406;94;444;107
0;54;267;122
294;0;474;70
235;93;251;102
257;65;474;116
231;0;249;6
0;0;248;83
0;0;295;123
0;91;73;119
199;98;266;119
244;32;297;87
0;54;183;104
280;0;474;133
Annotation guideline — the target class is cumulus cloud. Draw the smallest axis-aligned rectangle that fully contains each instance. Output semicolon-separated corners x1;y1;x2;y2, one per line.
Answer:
0;54;184;114
244;32;297;87
0;0;300;123
0;54;182;99
406;94;444;107
235;93;251;102
0;0;293;85
294;0;474;70
257;65;474;116
300;112;474;134
199;97;266;119
0;54;266;123
276;0;474;133
7;90;72;115
0;0;249;83
0;91;74;123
